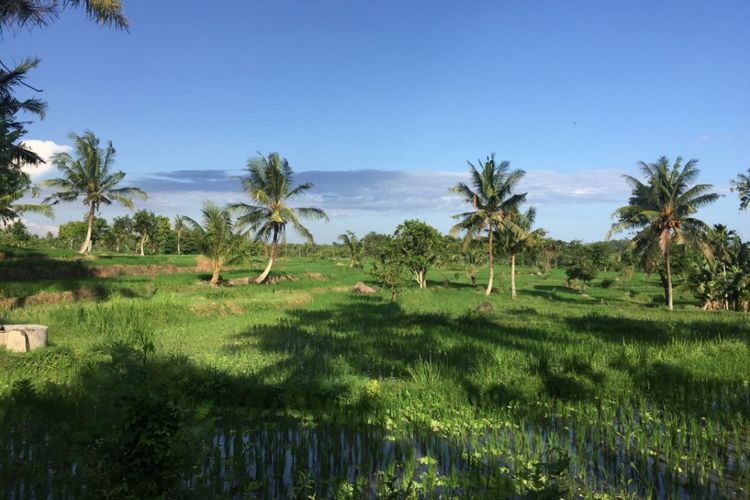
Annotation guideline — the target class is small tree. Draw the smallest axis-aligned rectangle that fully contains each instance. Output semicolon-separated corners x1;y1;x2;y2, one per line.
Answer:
185;202;246;286
393;219;443;289
338;230;364;268
133;210;156;256
106;215;134;252
565;261;598;290
368;236;409;301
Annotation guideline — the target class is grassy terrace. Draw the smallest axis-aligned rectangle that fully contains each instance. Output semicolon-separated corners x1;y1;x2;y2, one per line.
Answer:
1;250;748;497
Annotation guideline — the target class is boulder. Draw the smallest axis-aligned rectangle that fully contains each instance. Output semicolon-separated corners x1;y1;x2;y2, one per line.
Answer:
352;282;376;295
1;325;48;353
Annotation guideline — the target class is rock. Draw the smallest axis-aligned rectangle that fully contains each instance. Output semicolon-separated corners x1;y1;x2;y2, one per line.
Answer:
1;325;48;353
304;272;325;281
352;282;376;295
227;277;250;286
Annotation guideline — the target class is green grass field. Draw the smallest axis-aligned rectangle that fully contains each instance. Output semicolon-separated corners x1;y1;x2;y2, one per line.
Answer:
1;249;748;497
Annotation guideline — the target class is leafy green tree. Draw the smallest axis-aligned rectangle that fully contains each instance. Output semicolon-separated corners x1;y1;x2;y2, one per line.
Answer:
688;225;750;311
133;209;156;256
565;259;598;290
7;219;29;242
368;236;409;301
609;156;718;310
173;215;185;255
150;215;171;253
43;131;147;254
362;232;392;261
394;219;443;289
451;154;527;295
497;207;538;300
185;202;246;286
231;152;328;284
337;230;364;268
105;215;134;252
730;168;750;211
57;217;107;250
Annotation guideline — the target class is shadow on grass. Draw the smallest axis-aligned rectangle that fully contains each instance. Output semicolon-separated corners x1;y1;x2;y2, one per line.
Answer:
222;296;749;416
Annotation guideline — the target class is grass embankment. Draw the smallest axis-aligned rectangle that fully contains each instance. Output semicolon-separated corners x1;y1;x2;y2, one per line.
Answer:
0;248;748;497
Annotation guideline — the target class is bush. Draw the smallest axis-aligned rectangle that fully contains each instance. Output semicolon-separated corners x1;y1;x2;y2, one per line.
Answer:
600;278;617;288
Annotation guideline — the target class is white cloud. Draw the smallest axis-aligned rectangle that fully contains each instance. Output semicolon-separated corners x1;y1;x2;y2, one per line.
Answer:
20;139;71;179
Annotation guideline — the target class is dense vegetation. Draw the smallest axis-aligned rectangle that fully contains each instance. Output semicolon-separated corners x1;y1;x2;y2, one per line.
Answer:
1;249;749;497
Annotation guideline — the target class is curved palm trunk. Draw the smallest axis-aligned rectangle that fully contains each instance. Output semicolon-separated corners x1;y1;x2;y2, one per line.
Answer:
510;253;517;300
255;231;278;284
485;227;494;296
79;205;96;254
665;244;673;310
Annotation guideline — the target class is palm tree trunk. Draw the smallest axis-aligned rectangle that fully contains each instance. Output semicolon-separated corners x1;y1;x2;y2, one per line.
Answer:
255;233;278;284
665;243;673;310
485;227;494;296
210;261;221;286
511;253;517;300
79;206;95;254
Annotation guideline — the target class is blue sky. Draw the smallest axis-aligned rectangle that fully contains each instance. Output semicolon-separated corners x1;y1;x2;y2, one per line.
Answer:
6;0;749;241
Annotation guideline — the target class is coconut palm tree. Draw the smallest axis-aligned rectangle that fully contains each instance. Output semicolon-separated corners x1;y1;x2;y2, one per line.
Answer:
43;130;147;254
230;152;328;284
185;202;245;286
338;230;363;268
497;207;538;300
609;156;719;310
730;168;750;211
174;214;185;255
450;154;527;295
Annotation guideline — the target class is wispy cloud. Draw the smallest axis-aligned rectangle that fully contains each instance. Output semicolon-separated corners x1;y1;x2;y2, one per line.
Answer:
134;167;629;212
20;139;71;179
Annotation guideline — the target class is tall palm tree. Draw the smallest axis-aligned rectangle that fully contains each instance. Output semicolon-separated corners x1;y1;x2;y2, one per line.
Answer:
609;156;718;310
185;202;245;286
338;230;363;268
730;168;750;211
498;207;538;300
230;152;328;284
450;154;527;295
174;214;185;255
43;131;147;254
